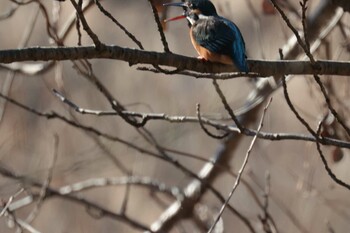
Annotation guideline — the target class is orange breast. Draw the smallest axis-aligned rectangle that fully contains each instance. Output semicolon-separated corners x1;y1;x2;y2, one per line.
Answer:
189;28;233;65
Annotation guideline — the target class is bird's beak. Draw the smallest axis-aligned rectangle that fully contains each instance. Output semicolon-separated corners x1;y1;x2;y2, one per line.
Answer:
164;14;186;23
163;2;188;23
163;2;187;7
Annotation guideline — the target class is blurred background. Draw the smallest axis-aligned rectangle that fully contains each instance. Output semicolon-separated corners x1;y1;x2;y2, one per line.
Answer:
0;0;349;232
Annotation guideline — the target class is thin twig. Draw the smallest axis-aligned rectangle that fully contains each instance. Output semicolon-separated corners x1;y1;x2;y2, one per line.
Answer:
75;0;82;45
258;171;278;233
281;74;317;137
208;98;272;233
94;0;144;49
315;120;350;190
69;0;104;49
148;0;171;53
212;79;245;133
301;0;310;52
270;0;317;64
313;73;350;137
196;103;229;139
59;0;95;41
25;135;59;223
0;189;24;217
58;176;182;197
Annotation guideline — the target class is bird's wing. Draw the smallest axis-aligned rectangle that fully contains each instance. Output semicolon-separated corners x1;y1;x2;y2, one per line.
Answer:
222;19;248;72
192;17;234;56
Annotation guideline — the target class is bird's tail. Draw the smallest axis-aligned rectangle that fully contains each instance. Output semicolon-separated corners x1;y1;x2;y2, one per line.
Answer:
233;57;248;73
231;42;249;73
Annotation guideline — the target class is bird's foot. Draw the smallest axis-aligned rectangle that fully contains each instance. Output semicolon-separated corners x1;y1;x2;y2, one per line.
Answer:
197;56;208;62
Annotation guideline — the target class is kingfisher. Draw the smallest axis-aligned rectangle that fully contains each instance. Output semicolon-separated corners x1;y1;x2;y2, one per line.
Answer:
164;0;249;72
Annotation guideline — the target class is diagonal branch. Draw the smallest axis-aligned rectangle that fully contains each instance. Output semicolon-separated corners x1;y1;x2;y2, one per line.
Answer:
316;121;350;190
69;0;104;49
147;0;170;53
208;98;272;233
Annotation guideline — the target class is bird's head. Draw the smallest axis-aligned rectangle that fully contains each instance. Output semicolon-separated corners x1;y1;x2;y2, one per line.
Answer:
164;0;218;16
163;9;200;26
163;0;216;27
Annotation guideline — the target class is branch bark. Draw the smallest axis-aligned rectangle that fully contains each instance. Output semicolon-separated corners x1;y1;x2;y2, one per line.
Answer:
0;46;349;76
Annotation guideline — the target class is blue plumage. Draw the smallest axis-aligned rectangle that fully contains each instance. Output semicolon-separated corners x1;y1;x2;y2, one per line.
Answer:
220;16;249;72
192;16;233;54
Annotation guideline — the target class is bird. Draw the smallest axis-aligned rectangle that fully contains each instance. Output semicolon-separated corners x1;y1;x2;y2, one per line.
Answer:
164;0;249;72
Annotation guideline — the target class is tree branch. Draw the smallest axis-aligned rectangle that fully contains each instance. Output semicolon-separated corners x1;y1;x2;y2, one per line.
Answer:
0;46;349;76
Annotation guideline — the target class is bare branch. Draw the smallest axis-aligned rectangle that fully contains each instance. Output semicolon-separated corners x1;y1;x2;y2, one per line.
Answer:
58;176;182;197
0;46;350;76
270;0;317;64
279;50;317;137
25;135;59;223
69;0;103;48
94;0;144;49
196;103;229;139
148;0;170;53
208;98;272;233
316;120;350;190
212;79;245;132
